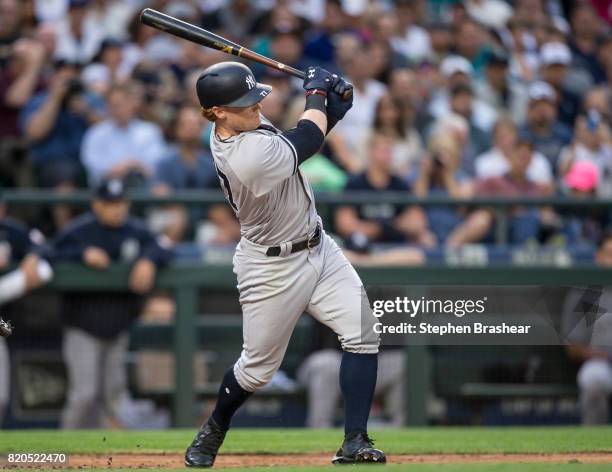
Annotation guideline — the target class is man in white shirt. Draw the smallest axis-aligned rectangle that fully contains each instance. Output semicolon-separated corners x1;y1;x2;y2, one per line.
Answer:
475;117;553;187
81;83;166;186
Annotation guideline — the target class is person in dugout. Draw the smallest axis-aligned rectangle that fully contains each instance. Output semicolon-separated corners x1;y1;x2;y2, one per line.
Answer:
49;177;172;428
0;190;54;425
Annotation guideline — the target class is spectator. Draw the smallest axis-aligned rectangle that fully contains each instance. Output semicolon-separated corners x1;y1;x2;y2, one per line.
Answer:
539;41;581;127
152;105;237;244
430;55;497;135
475;117;553;188
357;93;423;178
558;111;612;196
52;177;171;428
563;232;612;424
21;61;103;187
335;133;434;251
519;81;572;171
447;83;492;163
297;323;405;428
426;22;452;65
201;0;266;41
568;3;607;85
53;0;105;64
81;38;131;96
81;83;166;186
474;48;529;124
303;0;349;65
453;18;489;76
327;39;386;173
447;139;554;247
414;132;474;246
561;161;609;245
0;35;48;186
392;0;431;64
506;16;540;83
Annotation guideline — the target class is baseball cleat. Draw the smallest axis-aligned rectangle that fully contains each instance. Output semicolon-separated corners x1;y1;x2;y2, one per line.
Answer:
332;432;386;465
0;317;12;338
185;418;227;468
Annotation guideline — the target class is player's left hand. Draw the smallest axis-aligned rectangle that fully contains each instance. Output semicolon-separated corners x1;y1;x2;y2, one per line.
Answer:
129;258;157;294
327;74;353;120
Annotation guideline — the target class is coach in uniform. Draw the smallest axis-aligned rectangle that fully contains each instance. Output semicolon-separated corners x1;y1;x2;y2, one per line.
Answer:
51;178;171;428
184;62;384;467
0;194;53;425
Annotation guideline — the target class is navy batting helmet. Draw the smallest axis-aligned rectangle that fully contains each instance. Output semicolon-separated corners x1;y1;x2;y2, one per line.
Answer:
196;62;272;108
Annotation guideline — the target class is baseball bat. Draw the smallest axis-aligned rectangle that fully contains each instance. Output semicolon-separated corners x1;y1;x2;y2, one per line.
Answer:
139;8;352;101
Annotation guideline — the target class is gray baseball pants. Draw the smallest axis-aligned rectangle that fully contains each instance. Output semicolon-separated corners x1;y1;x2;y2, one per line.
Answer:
232;231;379;392
61;328;129;429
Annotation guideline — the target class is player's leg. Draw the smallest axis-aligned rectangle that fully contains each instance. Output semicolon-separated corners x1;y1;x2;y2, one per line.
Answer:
0;338;9;425
186;249;316;467
577;358;612;424
306;233;385;464
102;333;130;428
297;348;342;428
61;328;104;428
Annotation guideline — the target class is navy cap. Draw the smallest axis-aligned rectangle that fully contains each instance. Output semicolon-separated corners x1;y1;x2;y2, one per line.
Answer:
95;178;126;201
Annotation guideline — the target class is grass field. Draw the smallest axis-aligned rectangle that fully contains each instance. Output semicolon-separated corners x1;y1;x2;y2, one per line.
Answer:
2;427;612;471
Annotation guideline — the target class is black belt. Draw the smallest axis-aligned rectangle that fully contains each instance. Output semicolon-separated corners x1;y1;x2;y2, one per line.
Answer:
266;224;321;257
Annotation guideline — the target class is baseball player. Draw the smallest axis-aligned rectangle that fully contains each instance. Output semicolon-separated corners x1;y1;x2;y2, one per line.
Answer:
184;61;385;467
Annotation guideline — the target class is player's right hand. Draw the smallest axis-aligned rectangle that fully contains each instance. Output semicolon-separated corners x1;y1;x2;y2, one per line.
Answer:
83;246;111;270
326;74;353;120
302;66;334;92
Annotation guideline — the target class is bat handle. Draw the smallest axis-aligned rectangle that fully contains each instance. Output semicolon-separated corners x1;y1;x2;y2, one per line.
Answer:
341;89;353;102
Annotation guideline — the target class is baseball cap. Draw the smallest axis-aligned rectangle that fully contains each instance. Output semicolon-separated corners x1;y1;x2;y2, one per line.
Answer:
565;161;600;192
69;0;89;8
487;48;509;67
528;81;556;102
540;42;571;66
440;55;474;78
96;177;127;201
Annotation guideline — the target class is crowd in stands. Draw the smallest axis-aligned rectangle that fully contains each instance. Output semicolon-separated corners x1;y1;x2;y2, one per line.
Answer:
1;0;611;253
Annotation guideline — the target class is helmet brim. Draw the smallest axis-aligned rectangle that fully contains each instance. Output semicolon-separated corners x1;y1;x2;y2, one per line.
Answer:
223;82;272;108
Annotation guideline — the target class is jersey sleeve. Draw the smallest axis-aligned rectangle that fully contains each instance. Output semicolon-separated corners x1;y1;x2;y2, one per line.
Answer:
231;133;297;197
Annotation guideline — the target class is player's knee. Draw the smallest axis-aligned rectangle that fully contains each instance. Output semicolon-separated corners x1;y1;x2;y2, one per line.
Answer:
234;362;278;391
340;337;379;355
578;359;612;393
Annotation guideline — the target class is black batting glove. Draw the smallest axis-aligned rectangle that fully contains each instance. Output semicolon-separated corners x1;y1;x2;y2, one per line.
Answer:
326;74;353;121
303;66;334;93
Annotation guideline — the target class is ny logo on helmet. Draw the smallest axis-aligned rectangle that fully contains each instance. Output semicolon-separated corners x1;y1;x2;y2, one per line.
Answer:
245;75;256;90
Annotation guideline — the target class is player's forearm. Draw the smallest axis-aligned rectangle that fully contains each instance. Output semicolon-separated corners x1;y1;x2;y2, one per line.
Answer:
301;109;327;136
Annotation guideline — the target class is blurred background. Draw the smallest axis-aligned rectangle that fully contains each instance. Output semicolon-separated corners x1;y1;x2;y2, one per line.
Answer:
0;0;611;430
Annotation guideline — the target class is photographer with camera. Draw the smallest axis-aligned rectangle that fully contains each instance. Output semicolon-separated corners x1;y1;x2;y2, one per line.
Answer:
20;60;104;229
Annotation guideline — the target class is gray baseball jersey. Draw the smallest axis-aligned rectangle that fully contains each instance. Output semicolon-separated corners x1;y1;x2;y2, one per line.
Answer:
210;116;319;245
209;113;379;393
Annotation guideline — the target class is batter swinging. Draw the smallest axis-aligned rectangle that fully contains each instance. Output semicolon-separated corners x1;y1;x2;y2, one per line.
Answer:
185;62;385;467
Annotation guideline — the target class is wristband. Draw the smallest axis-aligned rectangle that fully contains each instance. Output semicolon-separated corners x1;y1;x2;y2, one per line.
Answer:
305;92;327;113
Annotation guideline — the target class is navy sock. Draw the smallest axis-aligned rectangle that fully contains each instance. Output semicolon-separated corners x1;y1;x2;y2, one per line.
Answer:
340;351;378;435
211;368;252;431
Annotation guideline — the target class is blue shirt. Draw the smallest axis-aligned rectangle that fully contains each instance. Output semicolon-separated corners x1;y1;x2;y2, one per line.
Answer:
155;147;218;190
519;122;572;170
81;118;167;185
19;92;104;166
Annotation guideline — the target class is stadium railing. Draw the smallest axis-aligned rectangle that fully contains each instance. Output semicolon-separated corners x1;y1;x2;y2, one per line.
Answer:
4;189;612;246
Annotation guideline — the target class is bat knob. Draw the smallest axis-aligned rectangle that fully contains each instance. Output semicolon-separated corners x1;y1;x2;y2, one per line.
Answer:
341;88;353;102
